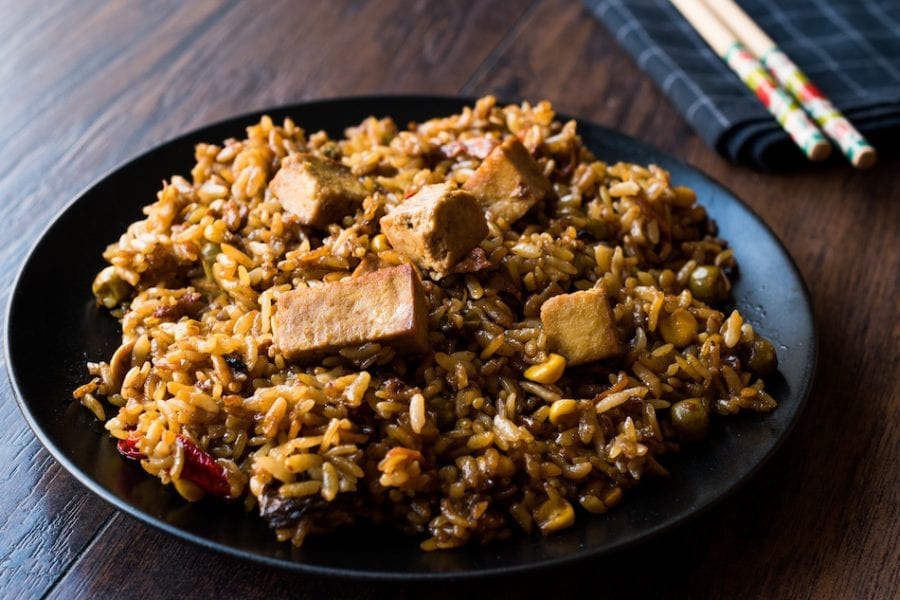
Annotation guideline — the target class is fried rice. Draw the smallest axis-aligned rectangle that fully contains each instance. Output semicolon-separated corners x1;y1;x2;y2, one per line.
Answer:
74;96;777;550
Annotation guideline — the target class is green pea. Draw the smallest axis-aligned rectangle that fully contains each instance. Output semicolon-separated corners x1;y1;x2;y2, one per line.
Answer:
671;398;709;441
689;265;727;303
201;242;221;280
659;308;698;348
92;266;131;308
745;338;778;375
577;219;609;242
201;242;221;263
433;399;457;430
319;141;342;160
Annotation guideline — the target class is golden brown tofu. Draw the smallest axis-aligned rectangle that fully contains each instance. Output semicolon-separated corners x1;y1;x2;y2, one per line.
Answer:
540;288;620;365
269;153;367;228
379;183;488;274
463;137;553;224
273;264;428;362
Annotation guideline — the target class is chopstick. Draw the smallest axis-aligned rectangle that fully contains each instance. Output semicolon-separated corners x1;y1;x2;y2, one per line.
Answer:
669;0;831;163
702;0;876;169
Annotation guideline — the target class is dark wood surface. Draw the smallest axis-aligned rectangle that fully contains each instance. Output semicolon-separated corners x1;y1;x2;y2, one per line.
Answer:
1;1;897;598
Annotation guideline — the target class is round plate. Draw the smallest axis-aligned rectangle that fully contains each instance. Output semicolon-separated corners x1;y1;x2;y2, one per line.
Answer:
5;96;816;580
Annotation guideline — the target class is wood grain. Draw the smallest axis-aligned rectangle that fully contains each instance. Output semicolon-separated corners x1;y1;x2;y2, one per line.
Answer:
1;0;897;598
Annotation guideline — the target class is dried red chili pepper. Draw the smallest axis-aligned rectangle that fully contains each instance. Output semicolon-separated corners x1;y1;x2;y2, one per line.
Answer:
175;435;232;499
117;436;145;460
116;433;232;499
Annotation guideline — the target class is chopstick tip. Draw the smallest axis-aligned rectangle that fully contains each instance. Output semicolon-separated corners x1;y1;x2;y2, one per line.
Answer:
852;147;877;169
809;140;832;162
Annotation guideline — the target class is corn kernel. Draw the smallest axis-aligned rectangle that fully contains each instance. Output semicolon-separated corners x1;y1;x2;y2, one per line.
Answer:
672;185;697;207
535;497;575;534
371;233;391;254
524;353;567;384
548;398;577;425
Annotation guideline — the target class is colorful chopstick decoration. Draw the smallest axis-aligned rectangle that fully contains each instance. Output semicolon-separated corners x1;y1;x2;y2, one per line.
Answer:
671;0;878;168
669;0;831;163
721;42;831;161
702;0;877;168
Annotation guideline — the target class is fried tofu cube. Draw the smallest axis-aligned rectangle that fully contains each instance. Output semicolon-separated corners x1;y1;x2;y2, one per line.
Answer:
273;264;428;362
463;137;553;224
540;288;620;365
379;183;488;274
269;153;367;228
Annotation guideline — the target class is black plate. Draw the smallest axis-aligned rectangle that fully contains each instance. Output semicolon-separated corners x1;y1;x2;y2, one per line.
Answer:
5;96;816;580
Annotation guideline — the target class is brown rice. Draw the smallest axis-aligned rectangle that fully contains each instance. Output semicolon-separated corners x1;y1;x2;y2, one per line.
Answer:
75;96;777;550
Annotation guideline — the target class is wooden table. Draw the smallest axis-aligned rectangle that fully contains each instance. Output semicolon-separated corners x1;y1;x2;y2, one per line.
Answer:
1;1;897;597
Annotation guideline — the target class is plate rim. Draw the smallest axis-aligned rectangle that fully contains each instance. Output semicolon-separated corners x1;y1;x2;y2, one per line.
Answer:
4;94;817;580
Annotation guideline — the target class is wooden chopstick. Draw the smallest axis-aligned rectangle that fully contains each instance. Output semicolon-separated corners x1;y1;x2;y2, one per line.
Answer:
702;0;876;168
669;0;831;162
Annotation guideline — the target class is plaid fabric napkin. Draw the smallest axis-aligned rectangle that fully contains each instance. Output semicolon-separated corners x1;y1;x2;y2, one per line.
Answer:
584;0;900;169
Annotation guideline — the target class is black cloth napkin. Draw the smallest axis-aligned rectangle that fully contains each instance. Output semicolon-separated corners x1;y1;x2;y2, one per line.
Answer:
584;0;900;169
